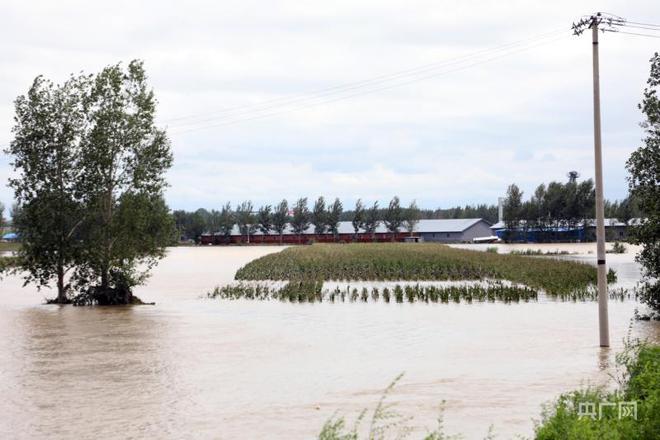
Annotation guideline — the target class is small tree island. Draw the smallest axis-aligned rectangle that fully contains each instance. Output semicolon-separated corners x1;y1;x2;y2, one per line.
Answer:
6;60;174;305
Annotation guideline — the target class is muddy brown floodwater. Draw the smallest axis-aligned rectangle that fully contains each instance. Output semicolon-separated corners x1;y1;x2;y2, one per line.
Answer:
0;245;658;439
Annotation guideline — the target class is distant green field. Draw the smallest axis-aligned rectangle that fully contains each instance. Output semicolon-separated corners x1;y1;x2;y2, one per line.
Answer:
0;242;20;252
235;243;598;296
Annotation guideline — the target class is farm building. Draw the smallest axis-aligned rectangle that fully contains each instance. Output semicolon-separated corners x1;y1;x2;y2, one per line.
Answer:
199;218;492;245
490;218;641;242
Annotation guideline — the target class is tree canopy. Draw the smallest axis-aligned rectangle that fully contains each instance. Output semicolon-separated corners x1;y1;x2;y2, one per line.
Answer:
627;52;660;315
7;60;174;305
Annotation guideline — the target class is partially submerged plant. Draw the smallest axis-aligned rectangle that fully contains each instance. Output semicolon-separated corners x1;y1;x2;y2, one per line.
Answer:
318;373;490;440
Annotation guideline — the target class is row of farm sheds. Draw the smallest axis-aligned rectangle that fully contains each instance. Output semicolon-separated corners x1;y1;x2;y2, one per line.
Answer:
199;218;492;245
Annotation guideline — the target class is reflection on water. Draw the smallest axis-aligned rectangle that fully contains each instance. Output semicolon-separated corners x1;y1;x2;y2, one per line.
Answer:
0;245;658;439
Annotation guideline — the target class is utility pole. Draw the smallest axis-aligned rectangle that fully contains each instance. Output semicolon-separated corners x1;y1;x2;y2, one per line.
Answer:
573;12;610;347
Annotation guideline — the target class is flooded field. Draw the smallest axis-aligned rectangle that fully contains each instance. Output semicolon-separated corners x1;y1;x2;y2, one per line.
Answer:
0;245;658;439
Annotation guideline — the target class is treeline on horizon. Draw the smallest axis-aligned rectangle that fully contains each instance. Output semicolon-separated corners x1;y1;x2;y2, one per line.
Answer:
171;178;635;242
501;172;643;235
174;196;425;242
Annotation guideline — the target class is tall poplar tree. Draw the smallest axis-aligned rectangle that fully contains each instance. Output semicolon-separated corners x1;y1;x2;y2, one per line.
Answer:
311;196;327;235
352;199;366;238
272;199;289;245
236;200;256;241
257;205;273;236
627;52;660;315
74;60;174;304
403;200;421;236
326;198;343;241
291;197;310;243
364;201;380;241
7;75;88;303
503;184;523;242
384;196;403;236
218;203;234;242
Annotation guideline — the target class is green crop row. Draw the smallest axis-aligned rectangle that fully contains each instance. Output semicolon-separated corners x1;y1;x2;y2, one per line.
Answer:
235;243;599;296
207;281;634;304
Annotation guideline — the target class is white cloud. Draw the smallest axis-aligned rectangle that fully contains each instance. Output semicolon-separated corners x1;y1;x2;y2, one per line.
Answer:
1;0;658;213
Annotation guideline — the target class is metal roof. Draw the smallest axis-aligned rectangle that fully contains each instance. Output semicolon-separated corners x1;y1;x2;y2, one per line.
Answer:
204;218;490;236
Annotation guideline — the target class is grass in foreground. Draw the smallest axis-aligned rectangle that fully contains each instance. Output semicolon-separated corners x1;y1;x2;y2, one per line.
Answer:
235;243;598;296
534;342;659;439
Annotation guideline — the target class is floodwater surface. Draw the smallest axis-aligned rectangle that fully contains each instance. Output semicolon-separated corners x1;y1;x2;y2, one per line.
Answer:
0;245;658;439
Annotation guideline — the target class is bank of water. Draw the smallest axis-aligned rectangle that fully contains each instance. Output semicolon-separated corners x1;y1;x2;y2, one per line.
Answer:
0;245;657;439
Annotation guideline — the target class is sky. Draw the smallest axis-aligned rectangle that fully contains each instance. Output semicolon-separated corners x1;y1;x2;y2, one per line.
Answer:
1;0;659;214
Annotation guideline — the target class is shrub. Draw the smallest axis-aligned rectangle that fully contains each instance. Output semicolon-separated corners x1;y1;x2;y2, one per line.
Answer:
535;343;660;439
608;242;627;254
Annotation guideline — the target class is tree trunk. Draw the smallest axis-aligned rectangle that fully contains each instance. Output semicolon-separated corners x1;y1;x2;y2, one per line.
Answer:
57;263;66;304
101;266;109;291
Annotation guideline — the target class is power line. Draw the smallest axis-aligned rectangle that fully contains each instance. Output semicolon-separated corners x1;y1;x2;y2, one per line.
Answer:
623;20;660;29
163;28;568;128
619;23;660;32
604;29;660;39
170;33;570;133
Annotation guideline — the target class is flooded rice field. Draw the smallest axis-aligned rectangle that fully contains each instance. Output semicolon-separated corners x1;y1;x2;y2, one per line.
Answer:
0;245;658;439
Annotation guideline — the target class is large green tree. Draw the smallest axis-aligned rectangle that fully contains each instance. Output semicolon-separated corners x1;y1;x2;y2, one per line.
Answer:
272;199;289;244
7;75;88;303
384;196;403;236
291;197;310;243
627;52;660;315
364;201;380;240
403;200;421;236
351;199;365;238
218;203;234;242
311;196;327;235
235;200;255;241
0;202;4;228
503;184;523;242
257;205;273;236
73;60;174;304
326;197;343;241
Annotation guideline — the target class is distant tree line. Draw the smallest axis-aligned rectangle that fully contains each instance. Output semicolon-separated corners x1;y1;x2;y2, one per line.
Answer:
501;172;643;242
173;196;422;243
341;204;499;224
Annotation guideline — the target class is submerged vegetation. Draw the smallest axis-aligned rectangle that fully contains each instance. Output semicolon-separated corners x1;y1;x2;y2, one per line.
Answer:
235;243;599;296
317;373;476;440
607;241;627;254
509;249;573;256
208;281;635;303
209;281;541;303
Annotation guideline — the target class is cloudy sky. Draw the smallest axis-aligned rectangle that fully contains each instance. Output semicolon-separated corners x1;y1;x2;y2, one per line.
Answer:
1;0;658;213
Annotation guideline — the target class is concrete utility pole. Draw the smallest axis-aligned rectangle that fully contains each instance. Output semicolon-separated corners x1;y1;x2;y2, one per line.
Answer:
591;19;609;348
573;12;610;347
